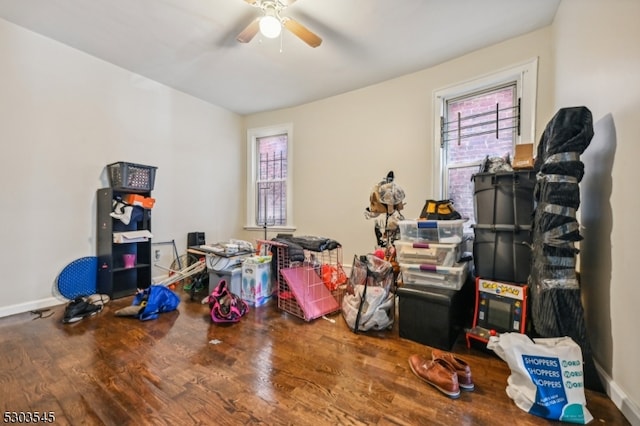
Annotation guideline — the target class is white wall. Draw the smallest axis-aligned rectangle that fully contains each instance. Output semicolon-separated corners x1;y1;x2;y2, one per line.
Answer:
243;27;555;266
0;18;245;317
552;0;640;423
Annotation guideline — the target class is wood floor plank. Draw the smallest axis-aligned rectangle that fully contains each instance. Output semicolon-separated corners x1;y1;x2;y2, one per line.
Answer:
0;287;630;425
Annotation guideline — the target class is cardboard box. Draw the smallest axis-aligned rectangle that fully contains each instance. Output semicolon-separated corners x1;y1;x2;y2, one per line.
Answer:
513;143;534;169
241;256;273;306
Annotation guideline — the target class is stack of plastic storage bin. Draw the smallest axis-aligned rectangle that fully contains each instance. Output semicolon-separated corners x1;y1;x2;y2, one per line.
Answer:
471;171;535;283
396;218;471;350
396;219;467;290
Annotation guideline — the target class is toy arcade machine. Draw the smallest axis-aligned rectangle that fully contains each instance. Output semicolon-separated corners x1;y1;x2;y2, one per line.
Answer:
466;277;528;347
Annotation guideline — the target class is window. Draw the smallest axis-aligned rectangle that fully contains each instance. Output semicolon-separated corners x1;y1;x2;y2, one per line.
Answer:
246;123;294;231
433;59;538;229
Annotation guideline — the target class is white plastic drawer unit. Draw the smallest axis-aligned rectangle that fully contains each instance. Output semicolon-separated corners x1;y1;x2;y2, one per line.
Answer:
398;219;466;244
395;241;460;267
399;261;468;291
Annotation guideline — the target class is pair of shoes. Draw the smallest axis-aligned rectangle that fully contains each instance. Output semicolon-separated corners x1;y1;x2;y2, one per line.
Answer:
408;354;460;399
431;349;475;391
62;297;103;324
86;294;110;307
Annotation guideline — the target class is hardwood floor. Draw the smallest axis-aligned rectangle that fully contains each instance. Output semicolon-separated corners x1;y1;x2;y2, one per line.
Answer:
0;287;629;426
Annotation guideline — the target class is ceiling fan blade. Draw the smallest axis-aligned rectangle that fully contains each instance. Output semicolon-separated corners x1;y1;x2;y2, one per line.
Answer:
282;17;322;48
237;17;260;43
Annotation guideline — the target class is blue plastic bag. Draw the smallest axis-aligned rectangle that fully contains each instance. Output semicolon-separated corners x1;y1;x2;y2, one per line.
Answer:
132;285;180;321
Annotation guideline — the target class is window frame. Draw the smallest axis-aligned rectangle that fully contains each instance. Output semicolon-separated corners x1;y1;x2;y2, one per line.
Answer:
432;58;538;199
245;123;296;232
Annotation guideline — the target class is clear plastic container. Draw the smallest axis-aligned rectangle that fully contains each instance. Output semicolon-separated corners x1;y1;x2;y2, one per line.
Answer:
395;240;460;267
398;219;466;243
399;261;468;290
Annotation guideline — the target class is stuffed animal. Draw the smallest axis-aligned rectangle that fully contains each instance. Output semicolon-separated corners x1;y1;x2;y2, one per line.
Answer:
364;170;406;218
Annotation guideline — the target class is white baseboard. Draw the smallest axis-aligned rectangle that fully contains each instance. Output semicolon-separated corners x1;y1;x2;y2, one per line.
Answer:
595;361;640;425
0;297;66;319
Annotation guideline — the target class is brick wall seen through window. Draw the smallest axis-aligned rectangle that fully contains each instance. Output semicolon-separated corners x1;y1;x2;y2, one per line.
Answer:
257;134;288;226
444;85;517;227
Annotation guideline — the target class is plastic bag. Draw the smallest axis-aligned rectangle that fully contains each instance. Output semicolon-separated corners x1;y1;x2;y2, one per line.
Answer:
342;254;394;331
132;285;180;321
342;285;394;331
487;332;593;424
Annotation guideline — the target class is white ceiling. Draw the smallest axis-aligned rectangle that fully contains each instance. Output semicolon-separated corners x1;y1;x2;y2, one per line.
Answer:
0;0;560;115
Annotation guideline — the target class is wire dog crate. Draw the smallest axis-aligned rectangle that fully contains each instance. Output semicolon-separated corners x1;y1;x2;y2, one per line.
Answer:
258;240;346;321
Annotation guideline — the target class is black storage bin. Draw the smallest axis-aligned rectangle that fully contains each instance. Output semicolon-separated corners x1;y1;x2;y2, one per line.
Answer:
473;224;532;283
397;280;473;351
473;171;535;226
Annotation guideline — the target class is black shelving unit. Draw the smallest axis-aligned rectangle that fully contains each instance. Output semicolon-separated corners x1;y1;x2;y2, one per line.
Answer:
96;187;152;299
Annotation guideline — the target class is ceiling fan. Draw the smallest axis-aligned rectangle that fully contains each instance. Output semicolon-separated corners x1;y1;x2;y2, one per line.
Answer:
236;0;322;48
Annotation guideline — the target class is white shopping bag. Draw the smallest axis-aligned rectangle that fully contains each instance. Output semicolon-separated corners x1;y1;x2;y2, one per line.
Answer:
487;332;593;424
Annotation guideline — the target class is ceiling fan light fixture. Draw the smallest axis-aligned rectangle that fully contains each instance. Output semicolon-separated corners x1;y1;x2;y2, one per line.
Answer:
259;15;281;39
237;0;322;48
